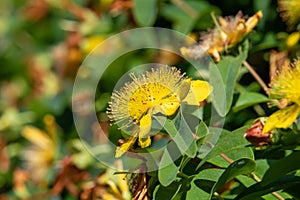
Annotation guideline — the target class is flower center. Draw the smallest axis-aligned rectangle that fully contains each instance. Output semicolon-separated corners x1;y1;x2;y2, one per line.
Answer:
272;64;300;105
128;83;178;121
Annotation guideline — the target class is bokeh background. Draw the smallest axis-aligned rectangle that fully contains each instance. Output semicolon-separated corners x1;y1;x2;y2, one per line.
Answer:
0;0;299;199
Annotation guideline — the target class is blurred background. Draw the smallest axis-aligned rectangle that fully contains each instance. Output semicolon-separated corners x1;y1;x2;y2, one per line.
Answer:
0;0;298;199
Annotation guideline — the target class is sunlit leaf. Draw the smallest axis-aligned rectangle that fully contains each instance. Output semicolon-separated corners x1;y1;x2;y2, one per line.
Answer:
210;40;248;116
197;126;253;169
155;112;197;157
233;91;269;112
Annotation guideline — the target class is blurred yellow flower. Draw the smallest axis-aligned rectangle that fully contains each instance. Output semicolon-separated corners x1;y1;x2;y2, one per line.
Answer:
263;59;300;133
81;35;106;55
21;115;58;184
181;10;263;62
278;0;300;29
107;66;212;157
81;161;131;200
286;32;300;48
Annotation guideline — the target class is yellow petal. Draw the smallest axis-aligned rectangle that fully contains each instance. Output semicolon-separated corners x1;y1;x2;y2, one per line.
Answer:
286;32;300;48
21;126;54;150
102;193;118;200
160;98;180;116
115;136;137;158
182;80;213;106
138;137;151;148
245;10;263;34
138;112;152;148
263;104;300;133
153;94;180;116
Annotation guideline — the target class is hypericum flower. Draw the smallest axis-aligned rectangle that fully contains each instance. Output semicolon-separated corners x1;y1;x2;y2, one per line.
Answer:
181;10;263;62
107;66;212;157
21;115;58;183
278;0;300;29
263;59;300;133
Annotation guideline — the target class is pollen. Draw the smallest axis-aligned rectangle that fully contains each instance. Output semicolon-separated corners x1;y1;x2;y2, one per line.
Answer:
263;59;300;133
107;66;212;157
270;59;300;105
108;66;184;129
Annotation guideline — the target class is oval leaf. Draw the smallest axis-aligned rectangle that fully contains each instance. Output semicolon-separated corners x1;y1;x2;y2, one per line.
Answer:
133;0;157;26
158;141;182;186
261;151;300;186
212;158;256;194
210;40;248;116
233;91;268;112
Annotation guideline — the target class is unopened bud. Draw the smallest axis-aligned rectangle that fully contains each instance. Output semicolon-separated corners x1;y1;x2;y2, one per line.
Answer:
245;118;271;146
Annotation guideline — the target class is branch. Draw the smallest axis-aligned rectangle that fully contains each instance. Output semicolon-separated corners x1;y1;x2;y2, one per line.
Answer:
243;61;269;95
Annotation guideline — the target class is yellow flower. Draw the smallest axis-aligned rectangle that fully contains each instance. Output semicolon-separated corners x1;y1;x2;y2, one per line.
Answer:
286;32;300;48
107;66;212;157
278;0;300;29
81;35;106;55
95;161;131;200
81;34;123;56
263;59;300;133
21;115;58;184
181;10;263;62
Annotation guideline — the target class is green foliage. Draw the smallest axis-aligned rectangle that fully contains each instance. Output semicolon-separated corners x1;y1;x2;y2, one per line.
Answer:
133;0;157;26
233;91;269;112
1;0;300;199
210;40;248;116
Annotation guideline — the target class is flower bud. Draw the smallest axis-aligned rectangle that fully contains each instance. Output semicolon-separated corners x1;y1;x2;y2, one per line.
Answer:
245;118;271;146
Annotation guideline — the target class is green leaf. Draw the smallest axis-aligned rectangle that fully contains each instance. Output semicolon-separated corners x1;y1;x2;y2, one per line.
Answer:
284;184;300;199
209;64;226;116
254;159;270;179
236;175;257;187
254;0;271;30
207;147;254;168
158;141;182;186
177;111;198;157
210;41;248;116
160;2;193;34
133;0;157;26
197;126;253;169
196;120;209;139
186;168;224;200
234;176;300;200
155;112;197;157
212;158;256;195
172;178;192;200
233;91;269;112
161;1;215;33
153;181;181;200
261;151;300;185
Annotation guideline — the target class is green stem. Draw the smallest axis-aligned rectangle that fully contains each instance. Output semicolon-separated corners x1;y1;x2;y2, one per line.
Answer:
250;173;285;200
177;171;189;179
213;192;225;200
